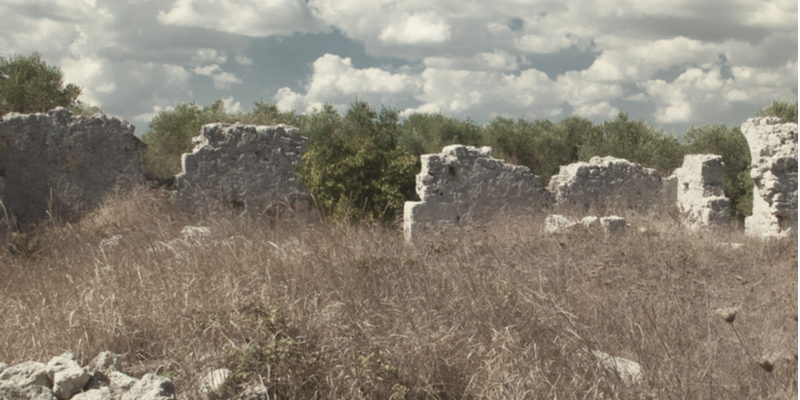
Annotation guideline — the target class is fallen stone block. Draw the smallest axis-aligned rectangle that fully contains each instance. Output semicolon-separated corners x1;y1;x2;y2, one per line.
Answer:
0;381;57;400
174;123;309;220
88;352;128;373
545;214;626;235
120;373;175;400
70;386;113;400
590;350;643;386
108;371;138;394
404;145;553;242
0;108;147;229
672;154;731;228
0;361;53;389
47;352;91;400
549;156;667;213
742;117;798;237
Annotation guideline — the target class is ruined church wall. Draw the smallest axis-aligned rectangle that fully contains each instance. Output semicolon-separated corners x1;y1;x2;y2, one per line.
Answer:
0;108;146;229
174;122;310;218
403;145;553;242
742;117;798;237
672;154;731;228
548;156;669;213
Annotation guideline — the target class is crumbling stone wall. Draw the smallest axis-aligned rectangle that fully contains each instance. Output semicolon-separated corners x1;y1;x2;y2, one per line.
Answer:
548;156;667;213
174;123;310;218
0;108;146;229
403;145;553;242
742;117;798;237
672;154;731;228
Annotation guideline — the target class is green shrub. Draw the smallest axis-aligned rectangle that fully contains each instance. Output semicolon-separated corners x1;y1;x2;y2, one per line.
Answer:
578;112;684;173
756;99;798;123
0;52;82;114
296;101;417;222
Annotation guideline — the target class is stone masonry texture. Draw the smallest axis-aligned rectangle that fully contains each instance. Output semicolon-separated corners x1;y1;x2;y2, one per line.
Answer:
0;108;146;229
174;123;309;218
741;117;798;237
404;145;553;242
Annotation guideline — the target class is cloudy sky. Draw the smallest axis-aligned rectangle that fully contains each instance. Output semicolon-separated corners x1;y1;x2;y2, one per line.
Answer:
0;0;796;135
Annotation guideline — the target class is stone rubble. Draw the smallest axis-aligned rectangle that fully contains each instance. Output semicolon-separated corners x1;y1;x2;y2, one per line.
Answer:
672;154;731;228
0;351;174;400
404;145;553;242
741;117;798;237
174;123;310;219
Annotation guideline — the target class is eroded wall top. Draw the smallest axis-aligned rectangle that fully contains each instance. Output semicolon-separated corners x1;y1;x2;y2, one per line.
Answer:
548;156;667;213
404;145;553;242
0;108;146;228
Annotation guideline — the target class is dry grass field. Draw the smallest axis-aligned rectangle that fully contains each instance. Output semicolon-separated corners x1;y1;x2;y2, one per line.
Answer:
0;189;796;399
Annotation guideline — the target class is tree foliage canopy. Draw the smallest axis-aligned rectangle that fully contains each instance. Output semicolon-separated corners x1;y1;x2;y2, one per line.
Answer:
0;52;82;114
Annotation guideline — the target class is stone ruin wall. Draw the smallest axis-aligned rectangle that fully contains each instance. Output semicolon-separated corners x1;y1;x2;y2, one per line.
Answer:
742;117;798;237
673;154;731;229
2;108;794;240
404;145;553;242
404;150;740;242
174;122;310;219
0;108;147;229
548;156;669;213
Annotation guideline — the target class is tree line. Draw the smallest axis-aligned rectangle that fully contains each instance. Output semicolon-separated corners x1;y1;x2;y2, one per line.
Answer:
2;51;798;224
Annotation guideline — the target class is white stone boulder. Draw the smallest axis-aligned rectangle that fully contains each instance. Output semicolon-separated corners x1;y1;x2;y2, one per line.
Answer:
404;145;553;242
0;361;53;389
672;154;731;228
591;350;643;386
742;117;798;237
47;352;92;400
175;123;309;219
88;351;127;373
120;373;175;400
549;156;667;213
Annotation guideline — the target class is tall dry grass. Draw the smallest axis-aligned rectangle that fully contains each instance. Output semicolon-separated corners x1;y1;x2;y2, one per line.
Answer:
0;188;796;399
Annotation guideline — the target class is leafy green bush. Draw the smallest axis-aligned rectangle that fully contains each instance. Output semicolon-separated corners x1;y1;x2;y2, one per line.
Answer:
485;115;600;184
296;101;417;222
0;52;82;114
578;112;684;173
756;99;798;123
398;113;484;156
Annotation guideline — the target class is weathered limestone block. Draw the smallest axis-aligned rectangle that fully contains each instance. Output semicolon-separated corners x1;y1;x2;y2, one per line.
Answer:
590;350;643;386
0;361;53;389
120;373;175;400
672;154;731;228
404;145;553;242
549;156;666;213
0;108;146;229
46;352;91;400
742;117;798;237
88;351;127;373
544;214;626;235
174;123;309;218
